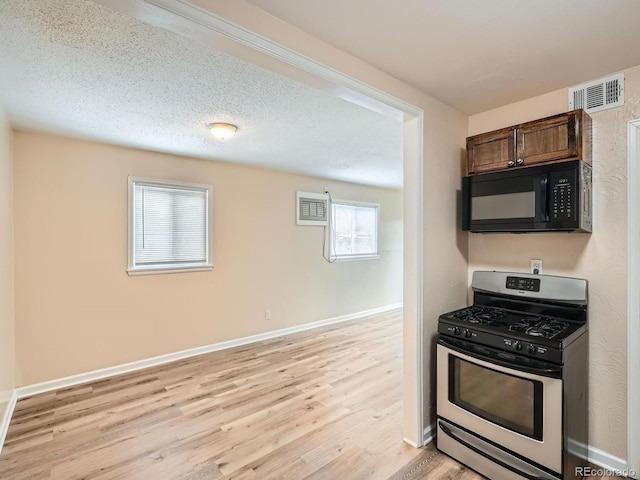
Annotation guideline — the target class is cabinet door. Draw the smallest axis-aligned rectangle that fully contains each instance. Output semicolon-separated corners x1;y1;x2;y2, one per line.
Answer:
516;112;577;167
466;128;516;174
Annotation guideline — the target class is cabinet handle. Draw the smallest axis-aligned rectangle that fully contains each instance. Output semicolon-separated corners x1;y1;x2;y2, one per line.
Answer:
516;158;524;165
507;160;515;167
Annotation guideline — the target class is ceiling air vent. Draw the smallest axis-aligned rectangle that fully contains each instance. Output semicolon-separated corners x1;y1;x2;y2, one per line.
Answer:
568;72;624;114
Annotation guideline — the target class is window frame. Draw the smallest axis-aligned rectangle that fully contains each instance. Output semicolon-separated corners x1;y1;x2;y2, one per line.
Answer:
127;176;213;275
330;199;380;262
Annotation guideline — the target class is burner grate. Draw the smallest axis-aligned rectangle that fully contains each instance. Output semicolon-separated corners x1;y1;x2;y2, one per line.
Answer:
509;316;569;339
451;306;507;326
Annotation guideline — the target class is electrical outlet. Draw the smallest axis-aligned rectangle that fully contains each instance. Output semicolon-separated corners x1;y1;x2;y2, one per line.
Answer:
265;309;271;320
531;259;543;275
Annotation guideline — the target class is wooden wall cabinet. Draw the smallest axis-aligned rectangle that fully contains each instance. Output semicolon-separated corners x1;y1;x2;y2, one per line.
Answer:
466;109;592;175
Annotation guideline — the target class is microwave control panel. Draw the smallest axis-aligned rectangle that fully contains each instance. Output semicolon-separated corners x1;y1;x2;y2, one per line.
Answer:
549;171;575;221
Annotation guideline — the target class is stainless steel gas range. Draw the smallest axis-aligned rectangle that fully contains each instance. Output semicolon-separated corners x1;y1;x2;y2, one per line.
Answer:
436;271;588;480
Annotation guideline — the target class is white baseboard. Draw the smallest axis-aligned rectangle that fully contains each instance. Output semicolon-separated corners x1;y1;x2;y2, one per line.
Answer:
568;437;628;472
403;437;420;448
0;389;17;455
16;303;403;400
586;444;629;473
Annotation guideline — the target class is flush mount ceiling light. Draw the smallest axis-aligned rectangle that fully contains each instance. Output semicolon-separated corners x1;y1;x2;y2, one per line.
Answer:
209;122;237;141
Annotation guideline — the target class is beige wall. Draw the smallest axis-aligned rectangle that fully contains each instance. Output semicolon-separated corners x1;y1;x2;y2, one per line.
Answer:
0;102;15;416
13;132;403;385
468;64;640;458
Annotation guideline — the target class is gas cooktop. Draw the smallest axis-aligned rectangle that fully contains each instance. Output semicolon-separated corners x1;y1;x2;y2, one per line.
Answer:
442;305;581;341
438;271;588;364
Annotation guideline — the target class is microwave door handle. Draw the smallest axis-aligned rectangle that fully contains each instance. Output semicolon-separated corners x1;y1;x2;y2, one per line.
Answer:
536;175;549;222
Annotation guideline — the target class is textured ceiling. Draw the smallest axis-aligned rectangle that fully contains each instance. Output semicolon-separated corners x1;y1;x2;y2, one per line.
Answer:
0;0;403;188
246;0;640;115
6;1;639;189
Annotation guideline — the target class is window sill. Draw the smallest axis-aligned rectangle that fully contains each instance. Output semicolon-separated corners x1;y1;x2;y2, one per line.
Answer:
330;255;380;263
127;265;214;276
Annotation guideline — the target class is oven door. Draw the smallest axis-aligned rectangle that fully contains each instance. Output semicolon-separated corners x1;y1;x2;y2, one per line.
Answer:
437;340;563;475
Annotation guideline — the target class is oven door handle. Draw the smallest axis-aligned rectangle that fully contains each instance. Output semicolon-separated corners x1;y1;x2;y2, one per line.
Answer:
439;421;554;480
438;336;562;378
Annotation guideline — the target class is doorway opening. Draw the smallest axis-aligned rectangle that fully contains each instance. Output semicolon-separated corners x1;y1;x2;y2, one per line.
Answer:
98;0;426;446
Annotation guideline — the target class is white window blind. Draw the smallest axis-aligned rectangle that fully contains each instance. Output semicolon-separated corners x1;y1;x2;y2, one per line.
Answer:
128;177;212;274
331;201;379;260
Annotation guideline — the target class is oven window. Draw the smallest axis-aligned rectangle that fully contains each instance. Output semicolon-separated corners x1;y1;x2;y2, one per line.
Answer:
449;356;543;440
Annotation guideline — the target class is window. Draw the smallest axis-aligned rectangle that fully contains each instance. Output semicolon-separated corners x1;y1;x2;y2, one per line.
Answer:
128;177;212;275
330;201;379;261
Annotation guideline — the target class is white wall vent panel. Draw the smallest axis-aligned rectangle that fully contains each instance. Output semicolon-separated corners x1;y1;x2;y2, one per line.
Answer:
568;72;624;114
296;191;328;226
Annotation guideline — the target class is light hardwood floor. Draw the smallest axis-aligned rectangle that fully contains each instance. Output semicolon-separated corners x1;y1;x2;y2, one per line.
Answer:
1;309;482;479
0;310;622;479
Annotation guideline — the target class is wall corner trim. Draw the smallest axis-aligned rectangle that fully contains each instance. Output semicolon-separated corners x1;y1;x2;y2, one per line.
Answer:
423;422;437;445
0;389;18;455
628;119;640;478
15;304;402;400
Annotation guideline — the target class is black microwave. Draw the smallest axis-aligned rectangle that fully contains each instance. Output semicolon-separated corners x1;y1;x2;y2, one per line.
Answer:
462;160;592;233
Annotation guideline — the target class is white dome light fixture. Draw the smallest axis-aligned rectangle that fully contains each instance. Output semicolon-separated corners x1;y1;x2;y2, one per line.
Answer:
209;122;238;141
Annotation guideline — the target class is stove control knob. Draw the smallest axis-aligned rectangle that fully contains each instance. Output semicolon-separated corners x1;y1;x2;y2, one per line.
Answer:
464;330;472;338
528;345;537;355
513;341;522;351
453;327;460;336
